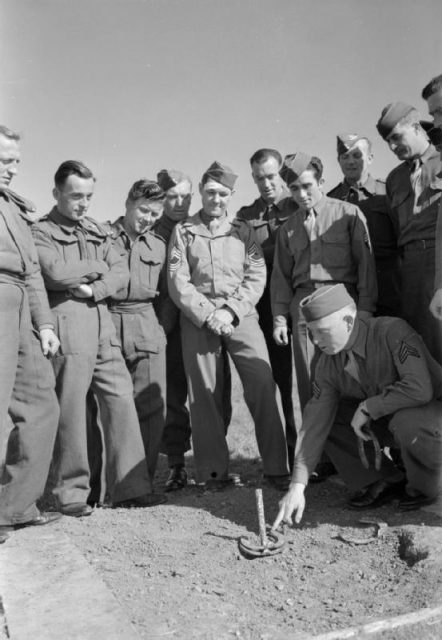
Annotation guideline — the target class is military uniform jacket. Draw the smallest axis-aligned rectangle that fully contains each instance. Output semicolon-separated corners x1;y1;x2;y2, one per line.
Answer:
152;214;177;246
0;188;53;327
151;214;182;332
106;217;172;340
292;316;442;485
386;144;442;248
271;195;377;319
33;207;129;342
236;194;297;266
327;175;398;262
168;211;266;328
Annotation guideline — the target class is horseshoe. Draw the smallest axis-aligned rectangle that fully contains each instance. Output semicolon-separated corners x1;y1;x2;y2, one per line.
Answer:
238;489;286;559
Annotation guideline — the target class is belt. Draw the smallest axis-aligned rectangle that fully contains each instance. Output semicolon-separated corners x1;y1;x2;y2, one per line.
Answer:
109;301;153;314
402;239;435;252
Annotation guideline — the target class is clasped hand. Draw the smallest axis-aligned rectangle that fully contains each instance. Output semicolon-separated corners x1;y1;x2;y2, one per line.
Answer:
206;308;234;336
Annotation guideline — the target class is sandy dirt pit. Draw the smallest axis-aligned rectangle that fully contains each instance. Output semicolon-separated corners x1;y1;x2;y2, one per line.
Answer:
36;370;442;640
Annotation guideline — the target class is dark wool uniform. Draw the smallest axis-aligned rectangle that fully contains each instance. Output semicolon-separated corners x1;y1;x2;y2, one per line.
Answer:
328;175;401;317
33;208;152;506
153;215;191;465
168;211;289;483
271;194;377;411
106;217;169;478
386;144;442;363
0;189;59;525
292;316;442;499
236;193;297;451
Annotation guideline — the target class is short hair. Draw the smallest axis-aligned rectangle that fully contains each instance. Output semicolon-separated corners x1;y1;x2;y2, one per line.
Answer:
306;156;324;180
422;74;442;100
0;125;20;141
249;148;282;168
127;179;165;202
54;160;95;189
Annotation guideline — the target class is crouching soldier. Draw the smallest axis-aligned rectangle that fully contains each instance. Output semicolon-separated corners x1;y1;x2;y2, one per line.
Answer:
273;284;442;528
168;161;289;489
32;161;166;517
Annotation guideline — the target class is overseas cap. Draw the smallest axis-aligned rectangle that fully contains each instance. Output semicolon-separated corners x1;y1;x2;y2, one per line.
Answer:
337;133;365;156
157;169;191;192
376;102;416;140
202;161;237;190
300;284;354;322
280;152;313;185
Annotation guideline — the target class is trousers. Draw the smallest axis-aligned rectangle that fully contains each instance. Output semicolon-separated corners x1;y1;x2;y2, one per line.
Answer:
0;283;59;524
181;313;289;483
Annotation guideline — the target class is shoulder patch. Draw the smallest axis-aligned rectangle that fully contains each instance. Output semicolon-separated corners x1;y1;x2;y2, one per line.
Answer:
169;244;182;272
398;340;420;364
247;241;264;266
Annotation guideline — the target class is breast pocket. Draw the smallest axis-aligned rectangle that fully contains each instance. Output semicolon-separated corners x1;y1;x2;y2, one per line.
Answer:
321;228;351;268
139;256;162;290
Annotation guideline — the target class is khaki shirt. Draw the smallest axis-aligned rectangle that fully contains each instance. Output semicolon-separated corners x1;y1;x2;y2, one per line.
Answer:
292;316;442;484
386;144;442;248
168;211;266;328
271;195;377;319
0;188;53;328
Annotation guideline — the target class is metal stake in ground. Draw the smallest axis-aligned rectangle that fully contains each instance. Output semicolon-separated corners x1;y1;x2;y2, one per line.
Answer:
238;489;286;558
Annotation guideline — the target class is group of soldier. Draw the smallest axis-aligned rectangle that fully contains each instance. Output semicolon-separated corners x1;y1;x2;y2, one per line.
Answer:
1;72;442;543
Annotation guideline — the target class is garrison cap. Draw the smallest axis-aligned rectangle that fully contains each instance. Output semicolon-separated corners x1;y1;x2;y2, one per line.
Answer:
337;133;366;156
280;152;313;185
300;284;354;323
202;161;237;190
376;102;416;140
157;169;191;192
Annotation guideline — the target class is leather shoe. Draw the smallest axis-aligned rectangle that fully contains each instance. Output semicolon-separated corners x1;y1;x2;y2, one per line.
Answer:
0;511;62;533
165;465;188;492
60;503;93;518
113;493;167;508
348;479;405;509
263;474;291;491
398;492;436;511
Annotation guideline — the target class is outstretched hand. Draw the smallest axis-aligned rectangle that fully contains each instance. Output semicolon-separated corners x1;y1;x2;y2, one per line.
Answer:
272;483;306;530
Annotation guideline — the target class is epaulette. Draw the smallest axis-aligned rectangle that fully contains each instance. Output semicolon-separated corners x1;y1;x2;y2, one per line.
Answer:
80;216;108;236
2;188;36;214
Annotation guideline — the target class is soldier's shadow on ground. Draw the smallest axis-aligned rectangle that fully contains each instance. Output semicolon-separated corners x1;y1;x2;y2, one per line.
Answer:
156;452;442;534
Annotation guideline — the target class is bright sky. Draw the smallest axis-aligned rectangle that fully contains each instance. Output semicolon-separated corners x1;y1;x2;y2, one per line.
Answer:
1;0;442;221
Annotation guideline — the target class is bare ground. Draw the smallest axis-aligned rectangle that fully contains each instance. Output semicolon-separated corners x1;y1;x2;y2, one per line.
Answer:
36;370;442;640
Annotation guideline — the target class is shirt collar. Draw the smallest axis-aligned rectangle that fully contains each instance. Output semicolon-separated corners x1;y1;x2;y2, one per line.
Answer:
343;317;367;358
343;174;377;196
111;215;155;247
48;206;80;233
